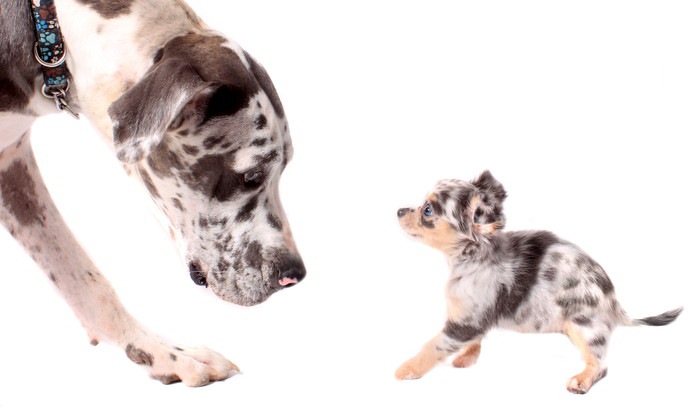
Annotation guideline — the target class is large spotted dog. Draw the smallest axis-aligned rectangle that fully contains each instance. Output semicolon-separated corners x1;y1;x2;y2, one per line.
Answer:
0;0;305;386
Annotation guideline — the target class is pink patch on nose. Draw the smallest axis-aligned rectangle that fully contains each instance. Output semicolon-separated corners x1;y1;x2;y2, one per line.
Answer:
279;277;298;287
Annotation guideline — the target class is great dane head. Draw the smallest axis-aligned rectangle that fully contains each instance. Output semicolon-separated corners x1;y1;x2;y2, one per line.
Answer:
108;33;305;306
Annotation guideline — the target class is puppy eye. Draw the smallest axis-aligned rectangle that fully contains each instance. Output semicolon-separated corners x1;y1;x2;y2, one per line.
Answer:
243;170;264;187
423;203;434;217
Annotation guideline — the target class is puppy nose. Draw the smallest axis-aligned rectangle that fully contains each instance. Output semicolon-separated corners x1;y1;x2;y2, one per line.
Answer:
188;261;208;287
397;208;410;217
275;255;306;288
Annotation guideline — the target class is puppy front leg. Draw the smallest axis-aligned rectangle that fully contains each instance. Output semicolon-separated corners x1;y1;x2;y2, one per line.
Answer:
0;136;238;386
395;329;480;380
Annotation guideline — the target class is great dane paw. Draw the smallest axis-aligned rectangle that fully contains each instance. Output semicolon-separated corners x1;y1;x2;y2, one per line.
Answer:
125;340;239;387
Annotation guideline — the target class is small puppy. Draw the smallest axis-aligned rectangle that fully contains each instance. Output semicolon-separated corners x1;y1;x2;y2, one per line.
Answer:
395;170;682;394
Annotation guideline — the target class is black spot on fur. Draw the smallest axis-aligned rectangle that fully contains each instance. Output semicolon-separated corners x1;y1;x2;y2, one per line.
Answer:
431;200;444;216
235;196;258;222
0;160;46;227
543;267;557;281
212;169;242;202
250;138;267;147
267;213;282;231
182;145;199;156
147;141;183;178
572;316;592;326
550;252;563;263
138;168;161;200
244;241;263;271
563;277;580;290
255;150;279;166
202;84;251;124
172;198;184;211
125;344;153;366
203;135;226;150
184;154;226;196
444;321;484;344
591;270;615;294
556;295;599;317
492;231;558;320
590;336;607;347
255;114;267;129
77;0;132;18
217;259;231;275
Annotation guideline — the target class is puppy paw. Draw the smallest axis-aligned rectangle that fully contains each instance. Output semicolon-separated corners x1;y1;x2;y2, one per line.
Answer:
125;339;239;387
395;359;425;380
566;368;607;394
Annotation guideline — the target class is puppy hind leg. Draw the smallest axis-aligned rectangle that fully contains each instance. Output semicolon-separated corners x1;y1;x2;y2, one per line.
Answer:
396;329;483;380
564;322;609;394
452;339;482;368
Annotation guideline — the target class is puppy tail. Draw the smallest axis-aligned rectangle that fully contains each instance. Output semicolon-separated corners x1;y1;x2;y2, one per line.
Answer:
628;307;683;327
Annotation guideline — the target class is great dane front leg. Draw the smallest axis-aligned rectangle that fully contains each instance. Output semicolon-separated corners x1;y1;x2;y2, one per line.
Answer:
0;135;238;386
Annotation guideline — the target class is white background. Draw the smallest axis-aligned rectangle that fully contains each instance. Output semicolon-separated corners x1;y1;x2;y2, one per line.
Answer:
1;1;697;409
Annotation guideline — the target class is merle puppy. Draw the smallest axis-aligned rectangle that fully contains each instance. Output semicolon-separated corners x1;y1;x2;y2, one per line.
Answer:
395;170;682;394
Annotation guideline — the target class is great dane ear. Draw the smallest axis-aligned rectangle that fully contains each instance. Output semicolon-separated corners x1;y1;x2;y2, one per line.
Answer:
108;59;204;163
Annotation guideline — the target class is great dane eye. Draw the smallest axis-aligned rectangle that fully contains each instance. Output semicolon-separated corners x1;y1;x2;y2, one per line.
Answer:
423;203;434;217
243;170;264;187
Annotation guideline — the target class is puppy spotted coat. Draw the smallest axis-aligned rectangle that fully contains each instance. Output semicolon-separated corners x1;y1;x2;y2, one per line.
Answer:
395;170;682;394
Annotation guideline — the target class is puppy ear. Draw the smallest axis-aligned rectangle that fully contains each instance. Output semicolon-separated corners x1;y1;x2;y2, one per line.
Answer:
108;58;204;163
472;170;507;203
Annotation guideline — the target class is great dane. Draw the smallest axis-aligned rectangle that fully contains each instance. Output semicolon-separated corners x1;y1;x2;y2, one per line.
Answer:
0;0;305;386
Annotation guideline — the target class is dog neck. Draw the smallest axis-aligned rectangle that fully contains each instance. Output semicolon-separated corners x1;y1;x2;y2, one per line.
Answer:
51;0;205;144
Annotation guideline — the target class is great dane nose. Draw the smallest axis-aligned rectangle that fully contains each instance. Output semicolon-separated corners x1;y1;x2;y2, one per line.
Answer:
397;208;410;218
275;256;306;289
188;261;208;287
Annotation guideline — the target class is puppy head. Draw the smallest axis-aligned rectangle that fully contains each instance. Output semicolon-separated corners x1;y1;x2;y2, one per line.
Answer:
397;170;507;254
